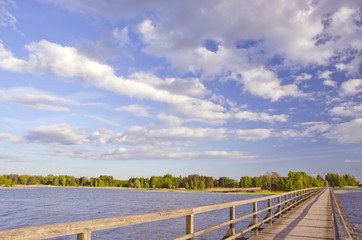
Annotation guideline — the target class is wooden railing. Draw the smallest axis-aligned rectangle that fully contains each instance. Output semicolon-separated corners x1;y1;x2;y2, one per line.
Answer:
330;189;360;240
0;187;323;240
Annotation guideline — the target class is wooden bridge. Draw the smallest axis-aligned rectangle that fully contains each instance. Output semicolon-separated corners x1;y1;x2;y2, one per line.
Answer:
0;187;357;240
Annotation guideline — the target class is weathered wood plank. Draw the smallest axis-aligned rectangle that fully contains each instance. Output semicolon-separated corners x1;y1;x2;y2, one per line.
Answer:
250;188;334;240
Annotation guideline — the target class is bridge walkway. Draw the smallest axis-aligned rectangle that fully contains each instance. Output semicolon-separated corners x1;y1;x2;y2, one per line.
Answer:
250;188;333;240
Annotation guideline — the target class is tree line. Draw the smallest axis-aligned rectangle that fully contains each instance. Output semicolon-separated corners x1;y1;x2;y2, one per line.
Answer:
0;172;359;190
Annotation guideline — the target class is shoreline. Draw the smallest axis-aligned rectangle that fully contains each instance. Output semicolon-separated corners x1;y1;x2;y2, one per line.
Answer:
1;185;281;194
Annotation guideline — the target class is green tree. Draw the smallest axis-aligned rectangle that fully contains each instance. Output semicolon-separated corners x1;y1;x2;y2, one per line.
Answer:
20;175;30;185
134;179;141;189
198;181;205;190
252;177;261;187
0;176;13;187
27;176;36;185
240;176;252;188
60;176;67;186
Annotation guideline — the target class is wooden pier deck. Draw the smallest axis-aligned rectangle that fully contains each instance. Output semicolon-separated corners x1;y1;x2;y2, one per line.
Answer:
250;188;333;240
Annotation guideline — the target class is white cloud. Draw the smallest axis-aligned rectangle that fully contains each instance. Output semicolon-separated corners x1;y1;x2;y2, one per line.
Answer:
113;27;130;45
154;113;184;127
115;104;150;117
88;128;114;145
0;40;232;125
0;0;16;28
0;153;22;162
335;56;361;76
233;109;288;123
234;129;273;141
126;126;228;142
241;68;304;101
295;73;312;82
329;102;362;118
324;118;362;144
0;87;69;112
0;132;23;143
130;72;210;98
102;145;258;161
280;129;302;138
25;124;88;145
301;121;331;137
344;160;361;163
318;70;332;79
51;146;98;160
340;79;362;96
93;117;121;127
279;121;331;139
0;41;27;71
323;80;337;88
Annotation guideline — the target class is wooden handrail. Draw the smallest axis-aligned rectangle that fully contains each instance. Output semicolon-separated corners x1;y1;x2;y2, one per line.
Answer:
0;187;324;240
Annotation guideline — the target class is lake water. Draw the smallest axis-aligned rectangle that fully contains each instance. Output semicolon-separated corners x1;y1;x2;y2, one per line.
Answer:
335;188;362;238
1;187;361;239
0;187;271;239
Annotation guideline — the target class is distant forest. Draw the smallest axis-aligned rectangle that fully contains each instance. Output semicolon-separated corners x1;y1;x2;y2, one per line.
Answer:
0;172;359;191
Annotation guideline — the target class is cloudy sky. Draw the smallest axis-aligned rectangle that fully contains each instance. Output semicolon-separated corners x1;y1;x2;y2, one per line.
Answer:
0;0;361;180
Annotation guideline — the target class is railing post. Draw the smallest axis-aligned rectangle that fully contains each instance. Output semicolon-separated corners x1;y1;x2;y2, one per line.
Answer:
230;206;235;236
277;196;282;218
253;202;258;236
186;214;194;240
77;230;91;240
268;199;272;226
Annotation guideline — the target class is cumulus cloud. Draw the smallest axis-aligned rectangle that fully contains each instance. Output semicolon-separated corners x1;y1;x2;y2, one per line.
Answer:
129;72;210;98
0;40;233;124
25;124;88;145
233;110;288;123
42;0;361;71
329;102;362;118
295;73;312;82
279;121;331;139
324;118;362;144
241;68;304;101
340;79;362;96
318;70;332;79
323;80;337;88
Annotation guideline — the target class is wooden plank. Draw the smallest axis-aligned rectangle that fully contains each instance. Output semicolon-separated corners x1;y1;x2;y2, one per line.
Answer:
250;188;333;240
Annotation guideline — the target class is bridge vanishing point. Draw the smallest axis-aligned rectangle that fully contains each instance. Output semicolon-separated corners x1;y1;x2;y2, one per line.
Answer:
0;187;359;240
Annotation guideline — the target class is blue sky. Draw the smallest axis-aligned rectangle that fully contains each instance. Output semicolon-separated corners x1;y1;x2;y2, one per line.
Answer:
0;0;361;181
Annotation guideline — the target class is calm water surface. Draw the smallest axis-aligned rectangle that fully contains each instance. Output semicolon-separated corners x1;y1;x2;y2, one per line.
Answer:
0;187;271;239
335;188;362;238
